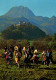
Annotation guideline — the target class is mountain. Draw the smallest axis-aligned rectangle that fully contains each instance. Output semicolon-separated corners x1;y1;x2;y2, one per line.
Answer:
0;6;56;35
28;16;56;35
0;16;29;32
5;6;35;18
2;23;46;40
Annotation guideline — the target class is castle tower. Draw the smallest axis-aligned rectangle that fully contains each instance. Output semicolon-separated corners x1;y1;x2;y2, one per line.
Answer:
19;21;21;26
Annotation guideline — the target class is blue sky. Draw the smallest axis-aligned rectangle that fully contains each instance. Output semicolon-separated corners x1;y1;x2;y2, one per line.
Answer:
0;0;56;17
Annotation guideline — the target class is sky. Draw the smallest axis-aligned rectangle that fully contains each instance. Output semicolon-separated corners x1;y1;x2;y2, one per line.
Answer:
0;0;56;17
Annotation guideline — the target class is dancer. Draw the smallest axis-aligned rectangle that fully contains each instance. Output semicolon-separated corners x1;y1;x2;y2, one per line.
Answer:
42;50;46;65
31;49;39;64
46;50;50;67
14;50;21;68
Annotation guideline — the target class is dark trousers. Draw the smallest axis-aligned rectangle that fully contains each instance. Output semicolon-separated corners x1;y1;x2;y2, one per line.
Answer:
46;57;50;66
24;58;28;68
50;56;53;63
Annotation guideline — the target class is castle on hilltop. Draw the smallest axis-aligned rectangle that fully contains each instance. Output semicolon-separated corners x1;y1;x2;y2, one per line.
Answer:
16;21;26;26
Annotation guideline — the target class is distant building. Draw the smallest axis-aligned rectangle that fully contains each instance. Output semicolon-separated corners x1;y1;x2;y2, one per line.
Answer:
16;21;26;26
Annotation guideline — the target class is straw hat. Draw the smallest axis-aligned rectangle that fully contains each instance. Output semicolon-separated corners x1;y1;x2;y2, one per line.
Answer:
14;46;18;51
23;47;25;51
34;49;38;54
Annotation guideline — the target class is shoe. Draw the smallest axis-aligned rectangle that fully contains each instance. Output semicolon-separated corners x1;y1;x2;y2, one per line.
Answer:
47;66;49;68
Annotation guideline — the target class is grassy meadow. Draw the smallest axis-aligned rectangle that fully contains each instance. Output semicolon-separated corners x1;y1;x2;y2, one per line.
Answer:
0;49;56;80
0;33;3;39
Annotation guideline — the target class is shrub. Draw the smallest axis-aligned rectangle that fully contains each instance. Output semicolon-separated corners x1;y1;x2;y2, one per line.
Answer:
7;39;16;48
31;40;49;50
0;39;7;49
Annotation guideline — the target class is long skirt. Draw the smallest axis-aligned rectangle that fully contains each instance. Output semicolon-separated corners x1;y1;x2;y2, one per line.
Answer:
15;58;20;63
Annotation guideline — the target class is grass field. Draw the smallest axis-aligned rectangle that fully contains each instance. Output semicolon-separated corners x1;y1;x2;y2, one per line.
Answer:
0;33;3;39
0;50;56;80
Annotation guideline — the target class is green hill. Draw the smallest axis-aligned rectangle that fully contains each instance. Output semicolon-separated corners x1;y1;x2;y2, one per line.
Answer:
2;23;46;40
0;6;56;35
